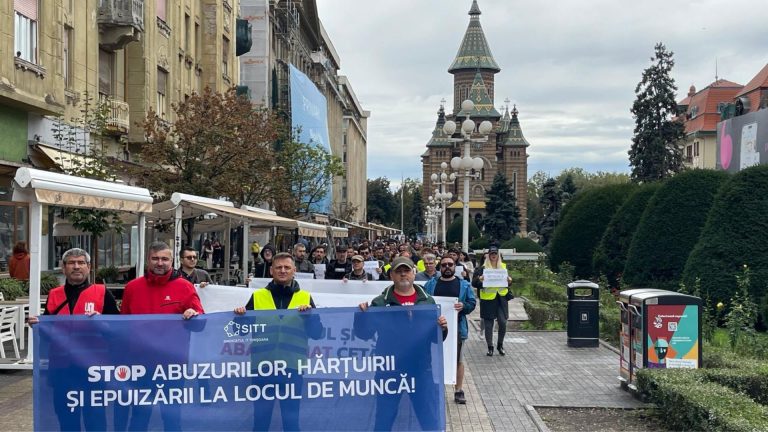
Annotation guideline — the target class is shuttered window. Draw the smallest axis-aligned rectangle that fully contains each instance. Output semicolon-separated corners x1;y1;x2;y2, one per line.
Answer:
14;0;38;20
156;0;166;21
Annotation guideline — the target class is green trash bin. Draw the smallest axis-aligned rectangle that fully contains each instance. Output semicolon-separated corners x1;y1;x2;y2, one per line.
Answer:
567;280;600;347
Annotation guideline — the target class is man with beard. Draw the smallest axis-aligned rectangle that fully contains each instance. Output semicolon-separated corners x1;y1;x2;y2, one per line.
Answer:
424;255;476;404
292;243;315;275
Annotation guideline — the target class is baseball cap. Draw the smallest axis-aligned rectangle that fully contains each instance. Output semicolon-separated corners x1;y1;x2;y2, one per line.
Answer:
488;245;499;254
351;255;364;262
390;256;415;270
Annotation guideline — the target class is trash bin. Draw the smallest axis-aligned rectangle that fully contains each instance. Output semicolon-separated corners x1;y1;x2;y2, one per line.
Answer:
626;290;702;391
566;280;600;347
616;289;665;388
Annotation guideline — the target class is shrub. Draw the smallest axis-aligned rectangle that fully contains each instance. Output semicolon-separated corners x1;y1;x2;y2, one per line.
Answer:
599;306;621;347
532;282;567;302
446;217;481;244
683;165;768;324
469;236;489;250
39;272;60;295
623;169;729;289
0;278;27;300
96;266;120;283
549;183;636;277
592;183;660;288
500;237;544;253
701;366;768;405
523;300;566;329
637;368;768;432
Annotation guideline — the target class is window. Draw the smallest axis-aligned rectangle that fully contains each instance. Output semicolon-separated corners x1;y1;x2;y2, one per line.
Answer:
222;37;230;76
195;22;201;59
14;0;38;63
694;141;700;157
157;68;168;118
156;0;167;22
63;26;73;88
184;14;190;53
98;49;114;96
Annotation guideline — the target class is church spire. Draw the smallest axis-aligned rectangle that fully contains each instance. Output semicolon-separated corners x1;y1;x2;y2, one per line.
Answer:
448;1;500;74
460;72;501;118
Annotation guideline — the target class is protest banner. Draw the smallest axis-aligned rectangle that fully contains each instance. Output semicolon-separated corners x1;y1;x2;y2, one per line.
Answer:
198;284;459;384
482;269;509;288
295;272;314;280
34;308;445;431
363;261;381;280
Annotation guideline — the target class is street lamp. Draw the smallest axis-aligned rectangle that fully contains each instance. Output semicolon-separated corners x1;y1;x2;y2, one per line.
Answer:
443;99;492;251
430;162;455;243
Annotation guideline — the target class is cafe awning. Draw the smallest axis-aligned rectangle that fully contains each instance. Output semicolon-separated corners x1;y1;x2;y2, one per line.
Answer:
297;221;328;238
330;226;348;238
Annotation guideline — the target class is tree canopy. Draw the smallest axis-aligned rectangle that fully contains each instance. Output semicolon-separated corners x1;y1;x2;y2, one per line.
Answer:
484;172;521;241
628;43;685;182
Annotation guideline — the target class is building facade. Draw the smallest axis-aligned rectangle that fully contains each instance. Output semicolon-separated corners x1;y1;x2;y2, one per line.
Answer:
421;0;530;234
239;0;369;223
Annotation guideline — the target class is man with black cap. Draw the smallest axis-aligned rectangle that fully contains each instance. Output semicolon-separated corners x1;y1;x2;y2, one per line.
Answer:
325;247;352;280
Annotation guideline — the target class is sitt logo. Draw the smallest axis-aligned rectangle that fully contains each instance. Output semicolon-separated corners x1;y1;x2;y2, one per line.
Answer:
224;321;241;337
224;321;267;337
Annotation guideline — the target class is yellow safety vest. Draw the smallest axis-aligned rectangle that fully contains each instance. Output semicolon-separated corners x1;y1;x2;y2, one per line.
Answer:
416;260;426;272
249;288;312;366
479;262;509;300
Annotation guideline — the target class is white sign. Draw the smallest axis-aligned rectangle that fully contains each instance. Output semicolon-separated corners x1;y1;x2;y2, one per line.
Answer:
198;283;458;384
363;261;381;280
295;272;314;280
313;264;326;280
455;265;465;277
482;269;509;288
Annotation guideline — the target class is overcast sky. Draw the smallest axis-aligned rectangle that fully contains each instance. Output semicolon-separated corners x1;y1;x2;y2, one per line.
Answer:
315;0;768;186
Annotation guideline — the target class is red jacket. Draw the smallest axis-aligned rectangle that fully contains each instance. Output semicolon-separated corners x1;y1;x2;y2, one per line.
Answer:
121;269;204;315
9;252;30;281
46;284;106;315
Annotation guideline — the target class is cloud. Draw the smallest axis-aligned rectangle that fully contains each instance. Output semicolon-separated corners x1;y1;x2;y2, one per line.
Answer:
316;0;768;181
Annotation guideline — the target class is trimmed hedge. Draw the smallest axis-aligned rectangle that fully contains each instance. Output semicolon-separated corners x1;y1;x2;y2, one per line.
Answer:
549;183;636;277
637;368;768;432
523;299;566;329
701;366;768;405
623;169;729;289
500;237;544;253
683;165;768;317
532;281;567;302
469;236;489;250
592;183;660;287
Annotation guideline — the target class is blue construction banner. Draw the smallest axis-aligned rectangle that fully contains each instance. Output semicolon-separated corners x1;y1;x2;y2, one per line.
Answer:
33;306;445;431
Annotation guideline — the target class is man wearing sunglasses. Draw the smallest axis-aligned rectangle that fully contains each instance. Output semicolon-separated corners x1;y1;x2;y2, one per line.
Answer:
423;255;476;405
178;246;212;287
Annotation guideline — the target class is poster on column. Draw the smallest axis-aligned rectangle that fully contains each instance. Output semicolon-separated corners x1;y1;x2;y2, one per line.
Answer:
645;305;700;369
33;309;445;431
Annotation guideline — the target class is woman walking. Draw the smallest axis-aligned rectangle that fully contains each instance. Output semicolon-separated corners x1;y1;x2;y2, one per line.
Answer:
472;246;512;356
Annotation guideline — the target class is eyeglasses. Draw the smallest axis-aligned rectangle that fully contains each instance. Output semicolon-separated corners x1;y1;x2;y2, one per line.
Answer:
440;263;454;268
184;255;198;260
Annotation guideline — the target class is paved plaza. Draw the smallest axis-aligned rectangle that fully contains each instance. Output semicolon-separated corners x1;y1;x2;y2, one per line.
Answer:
0;301;641;431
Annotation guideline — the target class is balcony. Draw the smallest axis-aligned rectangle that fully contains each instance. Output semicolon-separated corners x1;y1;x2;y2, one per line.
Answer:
98;0;145;51
103;98;131;134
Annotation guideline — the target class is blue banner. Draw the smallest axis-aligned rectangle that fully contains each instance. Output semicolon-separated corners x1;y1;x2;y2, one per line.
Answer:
34;306;445;431
289;63;332;213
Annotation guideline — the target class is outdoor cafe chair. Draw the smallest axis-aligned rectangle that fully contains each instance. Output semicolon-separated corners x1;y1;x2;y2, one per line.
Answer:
0;306;20;359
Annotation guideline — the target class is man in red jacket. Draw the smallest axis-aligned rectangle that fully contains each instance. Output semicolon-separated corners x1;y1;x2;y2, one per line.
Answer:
121;241;204;318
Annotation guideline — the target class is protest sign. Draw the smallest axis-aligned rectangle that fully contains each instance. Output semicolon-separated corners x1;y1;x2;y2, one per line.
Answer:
482;269;509;288
34;308;445;431
295;272;314;280
313;264;326;280
363;261;381;280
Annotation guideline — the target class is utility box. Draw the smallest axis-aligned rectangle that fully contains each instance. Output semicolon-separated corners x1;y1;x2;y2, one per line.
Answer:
627;290;702;390
616;289;665;388
566;280;600;347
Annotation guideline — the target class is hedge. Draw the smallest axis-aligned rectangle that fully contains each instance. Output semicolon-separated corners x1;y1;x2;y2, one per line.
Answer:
683;165;768;318
500;237;544;253
549;183;636;277
531;281;567;302
0;278;26;300
701;366;768;405
592;183;660;287
623;169;729;289
637;368;768;432
523;299;566;329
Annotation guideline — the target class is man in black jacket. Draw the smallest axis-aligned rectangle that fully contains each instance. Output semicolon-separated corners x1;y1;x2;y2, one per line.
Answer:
325;247;352;279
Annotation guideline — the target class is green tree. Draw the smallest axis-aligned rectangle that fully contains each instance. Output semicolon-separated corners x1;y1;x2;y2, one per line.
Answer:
484;172;521;241
560;173;577;203
556;168;630;192
538;178;562;248
628;43;685;182
51;93;124;274
272;137;345;218
446;217;481;245
623;169;728;289
527;170;549;232
682;165;768;325
366;177;397;225
409;185;425;237
592;183;661;288
549;183;635;277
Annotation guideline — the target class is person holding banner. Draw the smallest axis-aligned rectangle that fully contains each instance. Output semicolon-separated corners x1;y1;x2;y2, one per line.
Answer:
234;252;322;431
356;256;448;430
424;255;476;405
472;246;513;356
29;248;119;431
178;246;212;287
344;255;374;281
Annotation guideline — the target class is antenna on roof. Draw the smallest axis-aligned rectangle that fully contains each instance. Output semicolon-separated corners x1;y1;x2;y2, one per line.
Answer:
715;57;718;81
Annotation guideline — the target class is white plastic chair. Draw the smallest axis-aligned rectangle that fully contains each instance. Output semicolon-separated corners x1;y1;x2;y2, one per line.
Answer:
0;306;20;359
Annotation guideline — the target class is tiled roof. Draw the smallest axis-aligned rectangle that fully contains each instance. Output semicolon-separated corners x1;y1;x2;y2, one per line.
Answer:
735;63;768;98
500;106;530;147
448;1;500;73
457;72;501;118
684;79;743;134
